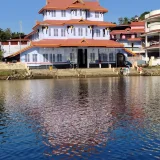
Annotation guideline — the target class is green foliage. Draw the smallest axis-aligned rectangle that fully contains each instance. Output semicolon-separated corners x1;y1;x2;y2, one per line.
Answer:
139;11;150;20
118;12;150;25
0;50;3;61
0;28;25;41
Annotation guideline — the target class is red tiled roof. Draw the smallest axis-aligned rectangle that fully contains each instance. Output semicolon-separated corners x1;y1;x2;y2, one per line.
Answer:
124;48;136;56
110;28;144;35
32;19;116;30
6;39;124;58
39;0;108;13
31;39;124;48
24;30;37;39
130;21;145;26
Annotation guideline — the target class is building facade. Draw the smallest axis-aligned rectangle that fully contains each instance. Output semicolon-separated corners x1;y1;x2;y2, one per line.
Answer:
144;9;160;61
7;0;133;68
1;39;29;58
110;21;145;56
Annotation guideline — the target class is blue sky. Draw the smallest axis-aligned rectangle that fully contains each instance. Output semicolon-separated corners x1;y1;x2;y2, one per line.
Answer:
0;0;159;34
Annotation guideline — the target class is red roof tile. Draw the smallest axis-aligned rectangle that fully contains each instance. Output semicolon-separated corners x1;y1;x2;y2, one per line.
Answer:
130;21;145;26
31;39;124;48
32;19;116;30
39;0;108;13
110;28;144;35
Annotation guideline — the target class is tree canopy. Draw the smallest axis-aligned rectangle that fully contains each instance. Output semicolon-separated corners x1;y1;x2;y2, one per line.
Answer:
0;28;25;42
118;11;150;25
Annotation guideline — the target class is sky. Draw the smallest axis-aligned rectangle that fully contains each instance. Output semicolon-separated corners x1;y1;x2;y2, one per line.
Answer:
0;0;159;34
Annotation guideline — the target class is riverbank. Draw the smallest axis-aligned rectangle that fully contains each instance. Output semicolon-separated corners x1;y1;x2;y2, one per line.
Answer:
1;67;160;80
0;68;139;80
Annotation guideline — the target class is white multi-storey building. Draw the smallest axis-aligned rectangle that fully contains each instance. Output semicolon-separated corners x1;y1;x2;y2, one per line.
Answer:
7;0;133;68
144;9;160;61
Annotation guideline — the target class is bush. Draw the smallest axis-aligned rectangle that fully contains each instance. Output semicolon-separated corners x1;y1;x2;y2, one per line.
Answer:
0;50;3;61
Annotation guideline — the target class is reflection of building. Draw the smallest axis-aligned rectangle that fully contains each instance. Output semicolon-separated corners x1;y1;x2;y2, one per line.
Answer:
144;10;160;61
41;79;113;156
6;0;133;68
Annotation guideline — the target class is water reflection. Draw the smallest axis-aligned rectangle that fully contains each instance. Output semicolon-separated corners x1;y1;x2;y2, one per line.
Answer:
0;77;160;159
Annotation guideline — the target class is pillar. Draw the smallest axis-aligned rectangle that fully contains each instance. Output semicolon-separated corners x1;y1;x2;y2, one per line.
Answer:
145;34;148;62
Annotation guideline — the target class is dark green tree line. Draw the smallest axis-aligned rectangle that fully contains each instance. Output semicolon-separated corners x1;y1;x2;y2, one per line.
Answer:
0;28;25;42
118;11;150;25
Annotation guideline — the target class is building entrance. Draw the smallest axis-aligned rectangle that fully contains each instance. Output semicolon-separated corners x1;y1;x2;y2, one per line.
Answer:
117;53;126;67
78;49;88;68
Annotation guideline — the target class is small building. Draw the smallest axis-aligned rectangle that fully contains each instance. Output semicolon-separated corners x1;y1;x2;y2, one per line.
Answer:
110;21;145;56
6;0;134;69
0;38;30;58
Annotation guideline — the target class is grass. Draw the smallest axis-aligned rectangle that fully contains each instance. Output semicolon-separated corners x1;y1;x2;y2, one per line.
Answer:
0;70;27;76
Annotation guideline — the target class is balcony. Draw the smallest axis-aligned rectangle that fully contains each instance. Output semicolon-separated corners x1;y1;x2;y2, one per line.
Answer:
148;22;160;32
145;10;160;20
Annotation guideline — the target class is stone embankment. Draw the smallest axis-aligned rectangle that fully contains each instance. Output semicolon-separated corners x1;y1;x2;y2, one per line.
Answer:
0;68;140;80
0;63;30;80
1;62;160;80
142;68;160;76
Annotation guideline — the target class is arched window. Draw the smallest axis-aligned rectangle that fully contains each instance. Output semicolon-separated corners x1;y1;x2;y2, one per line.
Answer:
109;53;113;62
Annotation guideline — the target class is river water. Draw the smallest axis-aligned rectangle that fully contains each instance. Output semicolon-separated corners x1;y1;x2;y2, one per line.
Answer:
0;77;160;160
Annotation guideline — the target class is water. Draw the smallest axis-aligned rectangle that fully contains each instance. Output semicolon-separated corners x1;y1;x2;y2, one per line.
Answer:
0;77;160;160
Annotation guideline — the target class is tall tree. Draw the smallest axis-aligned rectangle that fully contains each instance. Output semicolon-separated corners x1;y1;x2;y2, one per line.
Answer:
139;11;150;20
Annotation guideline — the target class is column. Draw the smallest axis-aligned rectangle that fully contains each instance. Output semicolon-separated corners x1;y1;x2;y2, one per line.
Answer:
87;49;90;68
145;35;148;62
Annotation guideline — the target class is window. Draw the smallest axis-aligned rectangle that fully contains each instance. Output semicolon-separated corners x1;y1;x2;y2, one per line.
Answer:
70;53;75;61
87;10;90;18
54;29;58;36
49;28;51;36
52;10;56;17
101;53;108;62
43;54;49;62
73;28;76;36
95;12;99;18
80;10;82;16
61;29;66;37
61;10;66;17
32;54;37;62
50;54;52;63
57;54;62;62
25;54;30;62
52;54;55;62
96;29;100;37
75;10;77;16
86;28;88;36
90;53;95;62
109;53;113;62
78;28;83;36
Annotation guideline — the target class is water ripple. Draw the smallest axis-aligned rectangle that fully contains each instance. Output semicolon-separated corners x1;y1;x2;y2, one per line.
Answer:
0;78;160;159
